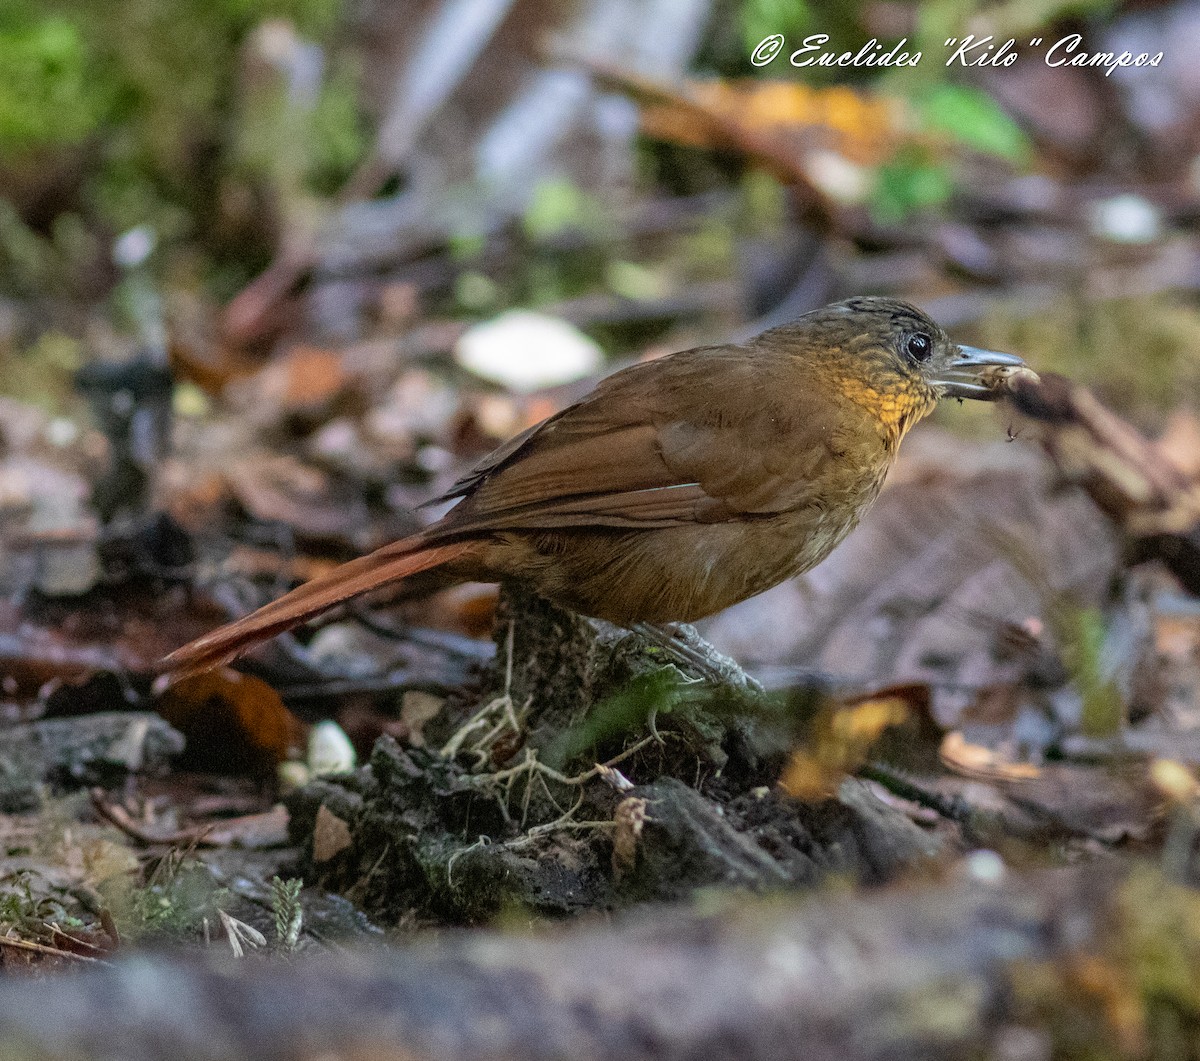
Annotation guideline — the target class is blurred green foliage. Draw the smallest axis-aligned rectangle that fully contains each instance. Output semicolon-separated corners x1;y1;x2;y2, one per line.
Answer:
919;84;1029;163
522;178;611;244
870;86;1028;223
304;64;367;195
0;9;99;148
716;0;1063;222
738;0;811;54
1056;603;1125;738
2;0;344;153
0;0;362;295
871;147;955;226
0;0;1141;311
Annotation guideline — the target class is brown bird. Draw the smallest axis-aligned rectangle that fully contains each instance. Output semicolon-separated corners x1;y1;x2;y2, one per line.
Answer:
164;297;1028;676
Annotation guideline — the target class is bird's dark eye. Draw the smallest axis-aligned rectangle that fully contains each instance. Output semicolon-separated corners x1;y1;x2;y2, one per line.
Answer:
905;333;932;363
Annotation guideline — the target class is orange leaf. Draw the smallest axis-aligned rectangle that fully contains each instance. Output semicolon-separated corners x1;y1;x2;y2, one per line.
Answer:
157;668;304;777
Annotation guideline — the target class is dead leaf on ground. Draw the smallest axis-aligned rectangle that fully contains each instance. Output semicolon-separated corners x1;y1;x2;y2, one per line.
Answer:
939;731;1042;782
312;804;352;863
222;452;370;540
641;79;903;167
202;806;290;849
780;695;913;800
0;586;230;702
255;345;350;417
157;669;305;777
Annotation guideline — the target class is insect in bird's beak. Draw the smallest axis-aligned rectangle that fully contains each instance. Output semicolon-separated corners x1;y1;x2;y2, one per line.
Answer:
933;346;1034;401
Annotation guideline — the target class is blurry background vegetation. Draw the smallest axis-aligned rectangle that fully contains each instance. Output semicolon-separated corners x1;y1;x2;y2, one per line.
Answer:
0;0;359;298
0;0;1196;421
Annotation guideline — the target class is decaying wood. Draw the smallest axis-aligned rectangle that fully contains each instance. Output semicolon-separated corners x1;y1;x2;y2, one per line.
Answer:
284;587;943;924
0;863;1185;1061
1009;372;1200;593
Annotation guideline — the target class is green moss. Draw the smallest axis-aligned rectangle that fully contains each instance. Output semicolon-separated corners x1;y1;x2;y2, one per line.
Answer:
112;858;228;941
1120;868;1200;1012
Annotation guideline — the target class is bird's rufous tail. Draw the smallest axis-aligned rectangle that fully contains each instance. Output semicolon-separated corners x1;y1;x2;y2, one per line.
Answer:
161;537;475;678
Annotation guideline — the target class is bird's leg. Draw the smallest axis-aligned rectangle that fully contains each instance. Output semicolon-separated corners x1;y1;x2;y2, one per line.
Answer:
629;622;763;692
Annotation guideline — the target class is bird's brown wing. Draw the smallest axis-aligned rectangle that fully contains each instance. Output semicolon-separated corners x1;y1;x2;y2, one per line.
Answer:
435;345;851;534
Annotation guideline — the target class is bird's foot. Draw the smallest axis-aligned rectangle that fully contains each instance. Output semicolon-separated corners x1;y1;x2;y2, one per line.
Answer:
629;622;763;692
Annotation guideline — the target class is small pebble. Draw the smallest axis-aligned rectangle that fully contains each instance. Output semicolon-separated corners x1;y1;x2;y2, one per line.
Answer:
278;760;311;792
963;849;1006;884
1088;193;1161;244
308;720;357;776
804;150;870;205
456;310;602;393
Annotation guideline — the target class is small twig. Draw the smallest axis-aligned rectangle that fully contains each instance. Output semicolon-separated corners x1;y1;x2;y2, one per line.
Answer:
469;735;659;831
861;762;974;825
0;933;109;965
348;607;494;659
501;791;619;853
90;789;214;849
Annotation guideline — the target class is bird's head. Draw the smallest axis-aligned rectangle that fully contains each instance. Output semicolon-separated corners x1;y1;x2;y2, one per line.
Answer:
762;296;1032;444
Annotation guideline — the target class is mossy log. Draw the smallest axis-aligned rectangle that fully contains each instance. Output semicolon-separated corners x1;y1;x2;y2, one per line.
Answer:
1;865;1196;1060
